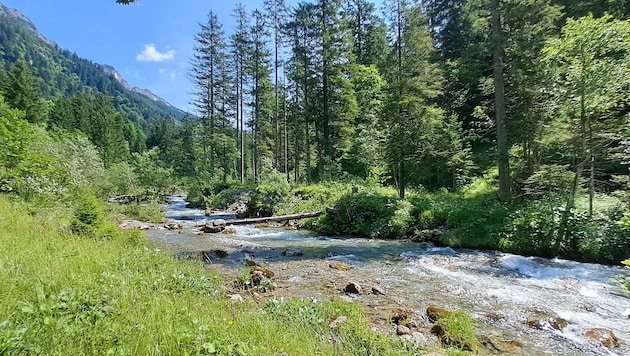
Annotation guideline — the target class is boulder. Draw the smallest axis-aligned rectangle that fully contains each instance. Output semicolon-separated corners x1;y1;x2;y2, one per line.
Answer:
426;305;454;323
396;325;412;335
201;219;226;233
525;312;568;331
164;223;183;230
343;282;363;294
585;328;620;348
252;265;275;278
479;334;523;354
390;308;413;325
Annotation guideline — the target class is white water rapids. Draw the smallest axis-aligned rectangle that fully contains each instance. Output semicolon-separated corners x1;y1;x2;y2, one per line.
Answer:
145;196;630;355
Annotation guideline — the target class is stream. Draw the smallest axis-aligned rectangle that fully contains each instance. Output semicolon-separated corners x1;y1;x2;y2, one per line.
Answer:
144;196;630;355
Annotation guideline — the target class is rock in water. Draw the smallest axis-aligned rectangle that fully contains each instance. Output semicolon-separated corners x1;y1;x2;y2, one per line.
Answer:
525;312;568;331
164;223;183;230
371;286;386;295
281;248;303;257
201;219;226;233
585;328;620;348
343;282;362;294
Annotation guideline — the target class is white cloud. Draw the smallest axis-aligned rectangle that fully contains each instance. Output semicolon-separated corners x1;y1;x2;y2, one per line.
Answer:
136;44;175;62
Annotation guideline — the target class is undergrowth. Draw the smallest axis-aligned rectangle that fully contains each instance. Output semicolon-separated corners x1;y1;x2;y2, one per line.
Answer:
267;179;630;265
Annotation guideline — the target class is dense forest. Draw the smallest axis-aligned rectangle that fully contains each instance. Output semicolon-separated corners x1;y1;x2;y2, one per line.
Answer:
1;0;630;265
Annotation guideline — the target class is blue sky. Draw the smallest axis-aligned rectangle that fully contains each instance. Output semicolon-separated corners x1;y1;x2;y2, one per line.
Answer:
1;0;274;112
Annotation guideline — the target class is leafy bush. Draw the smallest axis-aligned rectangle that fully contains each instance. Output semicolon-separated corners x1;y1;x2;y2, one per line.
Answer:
612;260;630;294
321;191;415;238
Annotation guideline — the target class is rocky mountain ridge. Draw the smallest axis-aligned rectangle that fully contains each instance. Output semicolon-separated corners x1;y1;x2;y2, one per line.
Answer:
0;2;187;124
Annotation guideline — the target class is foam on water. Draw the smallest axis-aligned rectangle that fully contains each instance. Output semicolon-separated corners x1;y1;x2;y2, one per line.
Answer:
499;255;620;283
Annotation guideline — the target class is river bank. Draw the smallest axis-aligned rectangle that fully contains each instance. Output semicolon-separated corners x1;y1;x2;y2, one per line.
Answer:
141;196;630;355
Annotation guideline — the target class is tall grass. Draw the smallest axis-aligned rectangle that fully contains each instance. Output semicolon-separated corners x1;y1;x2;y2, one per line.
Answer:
0;195;413;355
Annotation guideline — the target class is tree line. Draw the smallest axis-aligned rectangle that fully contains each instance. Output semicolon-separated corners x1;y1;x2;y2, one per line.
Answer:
3;0;630;210
180;0;629;205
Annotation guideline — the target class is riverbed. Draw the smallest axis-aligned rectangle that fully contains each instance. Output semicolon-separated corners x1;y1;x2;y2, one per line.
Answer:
143;196;630;355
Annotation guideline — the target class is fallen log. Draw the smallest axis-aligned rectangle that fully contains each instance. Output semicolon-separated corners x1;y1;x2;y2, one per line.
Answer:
228;211;322;225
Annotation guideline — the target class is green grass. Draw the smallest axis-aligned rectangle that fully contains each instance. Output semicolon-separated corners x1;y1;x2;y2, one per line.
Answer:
432;310;480;353
0;195;415;355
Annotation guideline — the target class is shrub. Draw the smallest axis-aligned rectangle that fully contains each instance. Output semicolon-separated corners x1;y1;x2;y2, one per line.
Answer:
70;195;103;236
322;191;414;238
612;260;630;294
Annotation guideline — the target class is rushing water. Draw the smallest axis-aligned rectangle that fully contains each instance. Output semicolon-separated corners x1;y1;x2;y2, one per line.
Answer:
146;196;630;355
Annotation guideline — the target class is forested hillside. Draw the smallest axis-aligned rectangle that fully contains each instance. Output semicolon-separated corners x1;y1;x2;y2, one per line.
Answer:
0;2;187;130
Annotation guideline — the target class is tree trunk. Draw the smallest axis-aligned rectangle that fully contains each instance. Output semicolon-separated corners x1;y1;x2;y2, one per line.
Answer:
492;0;511;201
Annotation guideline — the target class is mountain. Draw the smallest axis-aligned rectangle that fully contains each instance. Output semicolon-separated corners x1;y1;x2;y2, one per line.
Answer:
0;2;188;130
101;65;177;108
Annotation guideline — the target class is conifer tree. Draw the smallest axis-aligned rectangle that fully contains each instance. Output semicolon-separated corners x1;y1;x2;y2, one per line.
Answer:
190;11;231;178
3;59;45;124
231;4;252;183
248;9;275;182
382;1;449;198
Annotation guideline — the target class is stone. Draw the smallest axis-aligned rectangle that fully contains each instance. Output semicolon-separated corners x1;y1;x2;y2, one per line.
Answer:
227;294;244;302
396;325;412;335
329;261;352;271
585;328;620;348
282;248;303;257
329;316;348;329
479;334;523;354
371;286;386;295
526;312;568;330
390;308;413;325
252;265;275;278
343;282;362;294
138;224;151;230
426;305;454;323
164;223;183;230
222;227;237;234
201;219;226;233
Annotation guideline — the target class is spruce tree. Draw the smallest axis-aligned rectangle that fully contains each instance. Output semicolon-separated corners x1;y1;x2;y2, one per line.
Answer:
3;59;45;124
190;11;231;178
